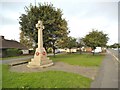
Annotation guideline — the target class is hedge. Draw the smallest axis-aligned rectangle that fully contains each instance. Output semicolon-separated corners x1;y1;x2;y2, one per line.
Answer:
6;48;22;57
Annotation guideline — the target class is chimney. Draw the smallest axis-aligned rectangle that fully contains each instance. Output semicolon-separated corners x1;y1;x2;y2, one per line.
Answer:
0;36;4;39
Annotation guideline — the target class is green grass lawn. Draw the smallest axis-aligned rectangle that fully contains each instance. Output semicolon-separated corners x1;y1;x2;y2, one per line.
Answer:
2;53;105;88
2;65;92;88
50;53;105;67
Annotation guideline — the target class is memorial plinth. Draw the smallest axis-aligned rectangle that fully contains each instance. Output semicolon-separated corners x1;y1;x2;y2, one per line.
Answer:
27;20;53;68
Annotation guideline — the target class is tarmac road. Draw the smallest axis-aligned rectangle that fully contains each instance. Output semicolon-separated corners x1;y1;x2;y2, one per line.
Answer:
91;49;119;88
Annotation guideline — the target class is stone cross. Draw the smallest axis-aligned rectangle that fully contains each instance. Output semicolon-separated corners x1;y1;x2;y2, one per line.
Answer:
36;20;45;48
27;20;53;68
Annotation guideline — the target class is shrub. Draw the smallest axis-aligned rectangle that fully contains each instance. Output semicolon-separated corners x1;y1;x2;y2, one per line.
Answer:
6;48;22;57
47;48;52;53
18;50;23;55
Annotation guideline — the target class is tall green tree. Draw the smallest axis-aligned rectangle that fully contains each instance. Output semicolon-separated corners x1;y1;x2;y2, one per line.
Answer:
77;37;84;54
110;43;120;48
83;30;109;55
66;36;77;53
56;35;69;49
20;31;33;49
19;3;69;52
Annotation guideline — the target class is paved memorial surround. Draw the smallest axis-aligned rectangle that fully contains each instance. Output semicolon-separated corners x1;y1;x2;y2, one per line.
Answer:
27;20;53;68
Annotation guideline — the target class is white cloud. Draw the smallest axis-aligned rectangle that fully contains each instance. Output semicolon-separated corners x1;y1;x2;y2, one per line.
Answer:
0;25;20;41
0;1;118;45
67;15;118;45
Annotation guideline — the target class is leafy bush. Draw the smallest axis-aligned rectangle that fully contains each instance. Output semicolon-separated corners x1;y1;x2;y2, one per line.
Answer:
6;48;22;57
47;48;52;53
18;50;23;55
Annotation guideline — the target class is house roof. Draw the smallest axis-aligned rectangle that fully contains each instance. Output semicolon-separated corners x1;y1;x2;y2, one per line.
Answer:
0;36;28;50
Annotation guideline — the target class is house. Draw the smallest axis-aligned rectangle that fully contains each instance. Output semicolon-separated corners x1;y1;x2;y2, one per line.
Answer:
81;47;92;52
0;36;29;57
66;48;77;53
82;46;106;53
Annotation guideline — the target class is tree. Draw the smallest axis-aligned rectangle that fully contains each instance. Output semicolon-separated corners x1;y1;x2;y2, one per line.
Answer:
83;30;109;55
66;36;77;53
56;35;69;49
109;43;120;48
20;31;33;49
77;37;84;54
19;3;69;53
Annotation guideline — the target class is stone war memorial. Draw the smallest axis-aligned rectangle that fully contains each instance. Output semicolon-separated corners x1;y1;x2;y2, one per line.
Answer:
27;20;53;68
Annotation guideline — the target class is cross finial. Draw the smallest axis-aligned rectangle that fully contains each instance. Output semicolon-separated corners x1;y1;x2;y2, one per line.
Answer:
36;20;44;30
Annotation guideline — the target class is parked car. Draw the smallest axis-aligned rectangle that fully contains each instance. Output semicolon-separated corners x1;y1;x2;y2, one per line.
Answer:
55;49;61;54
91;47;102;53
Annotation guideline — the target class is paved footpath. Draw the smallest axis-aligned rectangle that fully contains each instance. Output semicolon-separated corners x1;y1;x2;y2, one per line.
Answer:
0;56;33;64
0;53;58;64
91;51;119;88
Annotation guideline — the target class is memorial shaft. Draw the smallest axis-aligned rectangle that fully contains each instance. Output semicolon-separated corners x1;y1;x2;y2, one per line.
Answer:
38;28;43;48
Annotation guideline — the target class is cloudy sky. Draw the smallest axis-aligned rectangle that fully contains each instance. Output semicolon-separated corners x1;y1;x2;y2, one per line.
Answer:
0;0;119;45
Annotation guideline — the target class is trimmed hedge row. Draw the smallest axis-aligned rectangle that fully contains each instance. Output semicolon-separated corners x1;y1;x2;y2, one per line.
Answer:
6;48;22;57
